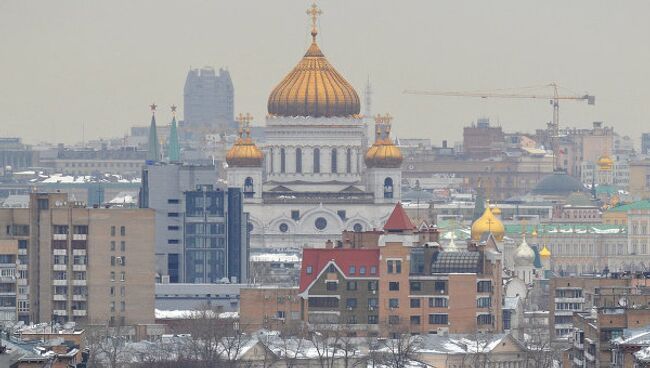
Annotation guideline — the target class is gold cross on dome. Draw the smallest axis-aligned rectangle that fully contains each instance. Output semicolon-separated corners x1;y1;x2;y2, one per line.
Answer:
150;103;157;113
170;105;177;115
306;3;322;41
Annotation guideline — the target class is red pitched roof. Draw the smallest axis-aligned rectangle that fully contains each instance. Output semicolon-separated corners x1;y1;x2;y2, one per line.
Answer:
299;248;380;293
383;202;415;232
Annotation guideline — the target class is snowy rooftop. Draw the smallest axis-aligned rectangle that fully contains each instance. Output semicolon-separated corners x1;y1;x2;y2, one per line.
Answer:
250;253;301;263
155;309;239;320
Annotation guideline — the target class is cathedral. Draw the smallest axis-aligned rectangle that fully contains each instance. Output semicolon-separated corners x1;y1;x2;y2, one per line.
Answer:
225;4;402;249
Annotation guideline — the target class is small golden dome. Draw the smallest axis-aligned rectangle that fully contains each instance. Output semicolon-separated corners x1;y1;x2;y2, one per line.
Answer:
471;207;505;241
226;114;264;167
539;245;551;258
531;227;538;238
491;206;501;216
597;154;613;171
365;114;403;168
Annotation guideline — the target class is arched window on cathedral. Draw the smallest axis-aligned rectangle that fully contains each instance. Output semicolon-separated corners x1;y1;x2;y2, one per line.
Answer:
331;148;338;173
280;148;286;174
295;148;302;173
243;177;254;198
313;148;320;173
384;177;394;199
346;148;352;174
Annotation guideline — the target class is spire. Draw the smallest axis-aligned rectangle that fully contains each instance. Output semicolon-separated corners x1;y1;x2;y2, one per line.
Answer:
383;202;415;232
168;105;180;162
147;103;160;162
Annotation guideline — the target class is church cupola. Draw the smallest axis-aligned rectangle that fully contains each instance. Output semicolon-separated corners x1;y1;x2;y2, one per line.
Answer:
226;113;264;168
365;114;403;168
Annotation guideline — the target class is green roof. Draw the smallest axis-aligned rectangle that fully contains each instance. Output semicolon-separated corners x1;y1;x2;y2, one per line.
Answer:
596;185;619;195
607;200;650;213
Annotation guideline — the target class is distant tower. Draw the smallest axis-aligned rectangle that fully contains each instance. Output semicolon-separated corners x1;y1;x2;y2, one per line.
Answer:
147;104;160;162
226;113;264;203
183;67;235;132
365;113;403;203
168;105;180;162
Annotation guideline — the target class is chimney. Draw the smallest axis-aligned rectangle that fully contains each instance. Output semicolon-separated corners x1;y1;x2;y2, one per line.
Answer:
325;240;334;248
442;140;448;148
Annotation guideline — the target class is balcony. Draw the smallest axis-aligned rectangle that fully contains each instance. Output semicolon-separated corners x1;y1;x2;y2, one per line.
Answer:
0;263;15;269
574;340;584;349
53;234;67;241
73;265;86;272
0;292;16;297
17;279;27;286
52;280;68;286
17;294;27;300
555;297;585;303
53;294;66;301
53;309;67;316
53;264;67;271
72;280;86;286
72;249;86;256
72;234;87;241
17;264;27;271
0;276;16;283
73;294;87;301
72;309;87;317
18;249;27;255
53;249;67;256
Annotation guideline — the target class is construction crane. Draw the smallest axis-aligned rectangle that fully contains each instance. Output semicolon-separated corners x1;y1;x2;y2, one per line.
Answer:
404;83;595;168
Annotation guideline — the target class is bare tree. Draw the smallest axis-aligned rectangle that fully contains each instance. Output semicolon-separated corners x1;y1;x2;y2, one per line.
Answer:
268;323;309;368
83;322;133;368
375;323;421;368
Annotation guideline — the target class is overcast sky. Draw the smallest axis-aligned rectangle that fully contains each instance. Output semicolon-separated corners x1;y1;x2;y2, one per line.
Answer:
1;1;649;146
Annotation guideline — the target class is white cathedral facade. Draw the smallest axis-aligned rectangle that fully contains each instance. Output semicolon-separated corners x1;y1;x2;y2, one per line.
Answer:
226;10;402;249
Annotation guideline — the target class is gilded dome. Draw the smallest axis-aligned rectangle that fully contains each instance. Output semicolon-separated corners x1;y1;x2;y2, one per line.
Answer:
539;245;551;258
513;235;535;267
267;33;360;118
226;114;263;167
365;114;403;168
491;206;501;216
471;207;505;241
597;154;613;171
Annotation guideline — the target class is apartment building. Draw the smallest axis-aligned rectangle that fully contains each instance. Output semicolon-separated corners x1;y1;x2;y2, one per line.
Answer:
571;287;650;368
239;286;302;333
296;203;503;337
0;239;17;323
550;275;650;341
0;192;155;326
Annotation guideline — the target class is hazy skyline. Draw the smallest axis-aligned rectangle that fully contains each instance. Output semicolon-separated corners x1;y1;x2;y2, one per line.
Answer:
1;0;649;145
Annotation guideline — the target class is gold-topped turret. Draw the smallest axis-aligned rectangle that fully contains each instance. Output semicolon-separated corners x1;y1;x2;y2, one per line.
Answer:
226;113;264;167
470;204;505;241
365;114;403;168
597;154;613;171
267;3;360;118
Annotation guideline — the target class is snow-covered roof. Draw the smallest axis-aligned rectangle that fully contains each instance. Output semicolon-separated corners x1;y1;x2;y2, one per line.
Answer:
155;309;239;320
250;253;301;263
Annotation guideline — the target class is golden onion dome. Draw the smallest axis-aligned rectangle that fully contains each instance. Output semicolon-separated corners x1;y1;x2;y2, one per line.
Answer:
471;207;505;241
597;154;613;171
539;245;551;258
267;11;360;118
491;206;501;216
365;138;403;168
226;136;264;167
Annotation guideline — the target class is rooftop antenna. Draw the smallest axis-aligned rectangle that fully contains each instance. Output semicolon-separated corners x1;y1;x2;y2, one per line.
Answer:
365;75;373;118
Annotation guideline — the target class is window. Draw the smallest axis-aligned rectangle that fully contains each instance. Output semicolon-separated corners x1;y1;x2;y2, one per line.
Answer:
291;210;300;221
306;266;313;275
110;286;115;296
111;256;116;266
120;226;126;236
110;241;115;251
168;239;179;245
368;315;378;324
326;282;337;291
353;223;363;232
168;212;179;218
308;297;339;308
477;281;492;293
477;314;493;325
313;148;320;173
359;266;366;275
120;286;125;297
388;315;400;325
243;177;254;197
120;301;125;312
347;281;358;291
410;281;422;292
410;249;425;274
120;241;125;251
111;226;116;236
387;260;393;273
435;281;447;293
368;298;378;308
167;199;179;204
315;217;327;230
346;148;352;173
168;226;180;231
110;272;115;282
295;148;302;173
349;265;356;275
280;148;286;173
337;210;346;220
120;272;125;282
110;302;115;312
410;298;421;308
347;315;357;324
410;316;421;325
368;281;378;291
477;297;492;308
429;314;448;325
370;266;377;275
429;297;448;308
384;177;394;198
346;298;357;309
389;298;399;308
331;148;338;173
389;282;400;291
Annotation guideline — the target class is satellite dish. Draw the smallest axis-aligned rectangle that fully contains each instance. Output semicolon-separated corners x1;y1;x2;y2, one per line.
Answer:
619;297;628;307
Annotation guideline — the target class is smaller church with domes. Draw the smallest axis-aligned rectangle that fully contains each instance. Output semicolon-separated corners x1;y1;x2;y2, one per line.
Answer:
225;4;402;249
